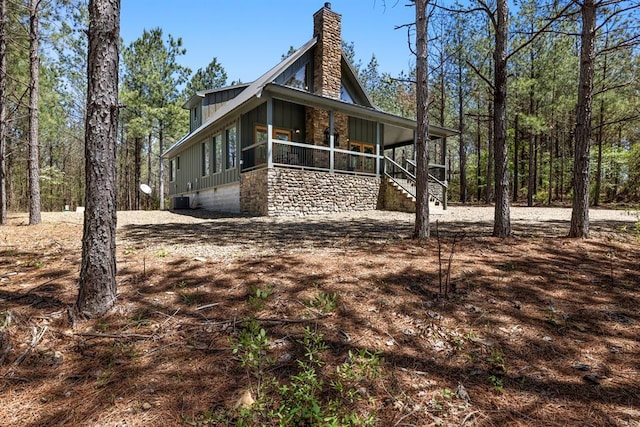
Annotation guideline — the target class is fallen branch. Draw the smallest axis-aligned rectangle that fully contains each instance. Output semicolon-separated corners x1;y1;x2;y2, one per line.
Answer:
255;313;333;325
74;332;153;340
14;325;48;365
195;303;220;311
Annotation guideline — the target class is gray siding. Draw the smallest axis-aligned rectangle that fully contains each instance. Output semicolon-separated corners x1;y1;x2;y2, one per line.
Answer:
202;86;246;123
168;123;240;197
348;117;377;145
240;100;306;149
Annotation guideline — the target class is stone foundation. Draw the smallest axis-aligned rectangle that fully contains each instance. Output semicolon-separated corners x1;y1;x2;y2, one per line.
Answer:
240;168;381;217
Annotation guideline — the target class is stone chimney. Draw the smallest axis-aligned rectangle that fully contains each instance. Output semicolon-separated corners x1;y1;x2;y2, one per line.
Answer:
313;2;342;99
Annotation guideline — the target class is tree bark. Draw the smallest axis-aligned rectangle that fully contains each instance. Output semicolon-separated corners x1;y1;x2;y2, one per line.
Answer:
458;55;467;204
0;0;6;225
159;123;164;210
569;0;596;238
412;0;431;239
134;136;141;209
513;113;519;202
492;0;511;237
77;0;120;317
485;99;493;204
28;0;41;225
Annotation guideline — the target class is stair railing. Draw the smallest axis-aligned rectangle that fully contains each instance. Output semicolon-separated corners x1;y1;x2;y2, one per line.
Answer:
386;157;448;208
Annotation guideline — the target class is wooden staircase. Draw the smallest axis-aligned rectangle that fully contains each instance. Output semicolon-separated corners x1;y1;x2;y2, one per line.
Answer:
383;156;447;214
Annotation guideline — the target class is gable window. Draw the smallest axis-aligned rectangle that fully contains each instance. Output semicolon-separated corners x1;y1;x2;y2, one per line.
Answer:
284;63;309;91
340;83;354;104
213;134;222;173
226;126;237;169
202;141;210;176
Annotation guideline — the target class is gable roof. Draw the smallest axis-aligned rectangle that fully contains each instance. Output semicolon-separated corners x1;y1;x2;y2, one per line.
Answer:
163;36;456;158
164;37;318;157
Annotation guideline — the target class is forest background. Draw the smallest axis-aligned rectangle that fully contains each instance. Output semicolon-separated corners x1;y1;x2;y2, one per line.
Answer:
0;0;639;215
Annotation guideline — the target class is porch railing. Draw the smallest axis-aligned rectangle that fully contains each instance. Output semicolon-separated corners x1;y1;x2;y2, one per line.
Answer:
241;140;377;176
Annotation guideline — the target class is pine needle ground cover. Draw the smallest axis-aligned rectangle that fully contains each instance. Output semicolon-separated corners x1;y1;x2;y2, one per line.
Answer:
1;207;638;426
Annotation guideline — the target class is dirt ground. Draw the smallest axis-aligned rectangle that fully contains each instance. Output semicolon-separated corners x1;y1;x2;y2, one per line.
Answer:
1;206;639;426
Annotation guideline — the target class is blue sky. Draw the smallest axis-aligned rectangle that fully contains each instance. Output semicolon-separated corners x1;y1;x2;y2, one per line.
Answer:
120;1;418;83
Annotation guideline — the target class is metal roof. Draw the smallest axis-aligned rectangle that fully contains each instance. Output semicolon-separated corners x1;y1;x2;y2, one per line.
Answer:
163;37;457;158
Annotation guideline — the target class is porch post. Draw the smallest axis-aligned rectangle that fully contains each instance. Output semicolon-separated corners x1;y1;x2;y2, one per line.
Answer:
267;97;273;169
329;110;335;172
442;136;448;210
376;122;381;177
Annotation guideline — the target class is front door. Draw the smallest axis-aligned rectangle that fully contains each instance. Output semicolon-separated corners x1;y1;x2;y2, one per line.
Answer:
349;142;375;173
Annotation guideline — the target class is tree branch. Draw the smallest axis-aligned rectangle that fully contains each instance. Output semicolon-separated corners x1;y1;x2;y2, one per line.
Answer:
507;1;576;61
465;59;495;92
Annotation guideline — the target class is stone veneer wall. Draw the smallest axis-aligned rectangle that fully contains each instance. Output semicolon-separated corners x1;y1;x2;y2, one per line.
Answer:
380;179;416;213
240;169;269;216
240;168;381;217
267;169;381;216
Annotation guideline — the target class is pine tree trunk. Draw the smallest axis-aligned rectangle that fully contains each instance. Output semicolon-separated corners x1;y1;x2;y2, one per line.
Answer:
458;59;467;204
0;0;6;225
492;0;511;237
485;100;493;204
159;124;164;210
77;0;120;317
476;99;482;202
513;113;519;202
412;0;430;239
134;136;141;210
569;0;596;238
28;0;41;225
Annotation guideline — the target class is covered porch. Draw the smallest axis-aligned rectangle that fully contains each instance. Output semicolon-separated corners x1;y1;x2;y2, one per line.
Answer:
239;83;455;182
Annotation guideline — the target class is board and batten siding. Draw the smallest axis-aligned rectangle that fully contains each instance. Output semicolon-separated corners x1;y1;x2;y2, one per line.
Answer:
348;116;378;145
168;123;240;198
240;100;307;149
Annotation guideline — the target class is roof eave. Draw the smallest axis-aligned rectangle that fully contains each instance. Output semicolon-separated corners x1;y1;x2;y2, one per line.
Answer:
263;83;458;139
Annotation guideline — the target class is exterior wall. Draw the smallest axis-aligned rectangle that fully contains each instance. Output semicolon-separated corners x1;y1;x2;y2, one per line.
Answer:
266;169;380;216
177;184;240;212
240;169;269;216
168;123;240;197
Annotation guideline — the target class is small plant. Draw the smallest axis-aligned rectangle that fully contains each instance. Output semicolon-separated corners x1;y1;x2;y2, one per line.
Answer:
155;248;168;257
487;347;506;372
232;318;271;373
178;291;194;305
488;375;504;393
248;285;273;311
440;388;454;400
308;291;338;313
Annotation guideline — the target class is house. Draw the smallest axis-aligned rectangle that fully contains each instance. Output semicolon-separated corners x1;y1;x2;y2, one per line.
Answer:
163;2;456;216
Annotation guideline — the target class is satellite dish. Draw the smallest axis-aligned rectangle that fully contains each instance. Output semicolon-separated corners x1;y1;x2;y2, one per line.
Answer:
140;183;152;195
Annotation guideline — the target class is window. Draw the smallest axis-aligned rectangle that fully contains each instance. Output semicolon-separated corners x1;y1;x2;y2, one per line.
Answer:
202;141;210;176
340;83;354;104
254;126;268;165
284;63;309;91
226;126;237;169
176;156;180;170
213;134;222;173
169;159;176;182
255;126;293;165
